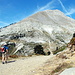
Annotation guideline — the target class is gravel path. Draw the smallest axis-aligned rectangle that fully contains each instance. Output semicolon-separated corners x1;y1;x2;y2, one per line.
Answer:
0;55;53;75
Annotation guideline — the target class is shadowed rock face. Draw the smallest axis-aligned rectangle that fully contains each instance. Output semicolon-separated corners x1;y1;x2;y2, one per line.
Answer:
73;33;75;37
0;10;75;56
34;45;45;55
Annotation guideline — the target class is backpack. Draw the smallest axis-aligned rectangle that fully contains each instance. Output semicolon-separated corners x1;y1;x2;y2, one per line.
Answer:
0;47;6;53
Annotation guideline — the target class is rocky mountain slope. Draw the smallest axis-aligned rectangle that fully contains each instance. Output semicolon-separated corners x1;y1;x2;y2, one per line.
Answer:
0;10;75;56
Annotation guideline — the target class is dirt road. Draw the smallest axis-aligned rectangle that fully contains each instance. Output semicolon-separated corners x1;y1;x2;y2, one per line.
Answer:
0;55;53;75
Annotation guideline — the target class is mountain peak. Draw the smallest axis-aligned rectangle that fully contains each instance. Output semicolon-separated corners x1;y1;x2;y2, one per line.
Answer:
0;9;75;56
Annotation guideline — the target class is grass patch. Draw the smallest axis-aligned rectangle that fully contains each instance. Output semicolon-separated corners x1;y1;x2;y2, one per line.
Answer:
9;55;18;58
51;63;72;74
53;45;67;54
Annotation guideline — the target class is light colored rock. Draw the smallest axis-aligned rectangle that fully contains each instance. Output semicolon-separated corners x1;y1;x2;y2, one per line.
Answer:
13;43;24;54
59;67;75;75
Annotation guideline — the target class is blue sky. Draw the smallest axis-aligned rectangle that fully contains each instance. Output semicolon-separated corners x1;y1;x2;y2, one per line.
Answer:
0;0;75;28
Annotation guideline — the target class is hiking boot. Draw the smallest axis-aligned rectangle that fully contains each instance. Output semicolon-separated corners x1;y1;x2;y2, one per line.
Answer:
5;61;7;63
2;62;5;64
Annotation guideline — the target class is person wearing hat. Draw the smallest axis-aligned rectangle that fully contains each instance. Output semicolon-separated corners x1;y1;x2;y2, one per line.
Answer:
1;43;9;64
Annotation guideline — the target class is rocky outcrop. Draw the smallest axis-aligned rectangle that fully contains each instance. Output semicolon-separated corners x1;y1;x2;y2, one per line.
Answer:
0;10;75;56
59;68;75;75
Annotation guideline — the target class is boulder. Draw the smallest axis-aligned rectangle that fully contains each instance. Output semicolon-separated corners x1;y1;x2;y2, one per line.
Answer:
59;67;75;75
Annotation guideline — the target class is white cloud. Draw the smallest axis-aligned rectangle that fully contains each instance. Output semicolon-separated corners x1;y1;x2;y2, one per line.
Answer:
0;21;8;25
39;0;55;10
58;0;67;12
34;0;55;13
0;21;9;27
57;0;72;17
65;8;75;15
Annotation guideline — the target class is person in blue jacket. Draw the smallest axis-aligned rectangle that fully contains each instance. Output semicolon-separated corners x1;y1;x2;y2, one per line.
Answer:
1;43;9;64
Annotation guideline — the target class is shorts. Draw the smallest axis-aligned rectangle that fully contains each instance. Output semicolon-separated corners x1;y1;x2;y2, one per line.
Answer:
2;52;7;58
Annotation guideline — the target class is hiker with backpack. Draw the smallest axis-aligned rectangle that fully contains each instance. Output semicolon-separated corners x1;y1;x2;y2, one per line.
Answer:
0;42;9;64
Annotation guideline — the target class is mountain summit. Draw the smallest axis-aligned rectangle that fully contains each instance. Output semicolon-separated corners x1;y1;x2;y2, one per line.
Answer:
0;10;75;56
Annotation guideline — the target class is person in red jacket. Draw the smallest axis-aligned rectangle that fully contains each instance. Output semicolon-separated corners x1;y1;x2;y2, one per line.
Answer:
0;43;8;64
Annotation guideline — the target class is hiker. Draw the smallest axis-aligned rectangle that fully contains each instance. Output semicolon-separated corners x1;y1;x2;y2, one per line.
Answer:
0;43;9;64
